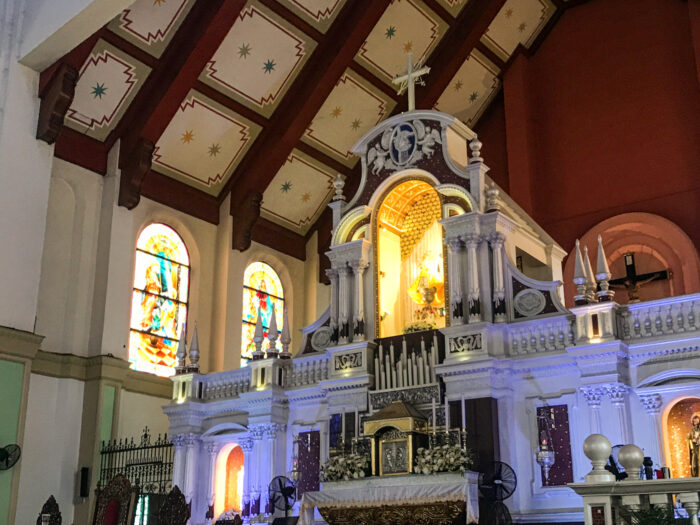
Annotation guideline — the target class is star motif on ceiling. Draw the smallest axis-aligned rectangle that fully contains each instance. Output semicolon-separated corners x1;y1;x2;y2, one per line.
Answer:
403;41;413;53
238;43;252;59
301;192;311;202
153;0;166;5
263;59;276;73
208;143;221;157
505;8;513;18
91;82;107;99
469;91;478;103
281;181;292;192
350;118;361;130
181;130;194;143
518;22;527;33
454;79;463;91
385;26;397;39
331;106;342;118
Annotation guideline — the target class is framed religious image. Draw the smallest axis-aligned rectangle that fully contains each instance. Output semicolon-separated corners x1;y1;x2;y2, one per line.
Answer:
379;436;410;476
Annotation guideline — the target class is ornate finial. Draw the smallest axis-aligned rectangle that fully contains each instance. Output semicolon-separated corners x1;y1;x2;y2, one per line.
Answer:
583;245;598;303
187;322;200;372
573;240;588;305
332;173;346;202
392;52;430;111
595;235;615;302
175;328;187;372
253;307;264;360
485;187;500;212
280;306;292;359
267;303;279;358
469;135;483;164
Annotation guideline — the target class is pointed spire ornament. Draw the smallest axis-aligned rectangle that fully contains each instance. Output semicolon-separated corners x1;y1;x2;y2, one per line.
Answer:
187;322;200;372
253;307;264;360
573;240;588;305
595;235;615;302
175;328;187;373
267;303;279;358
280;306;292;359
583;245;598;303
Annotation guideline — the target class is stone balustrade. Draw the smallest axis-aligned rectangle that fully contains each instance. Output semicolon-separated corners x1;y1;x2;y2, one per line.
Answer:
507;314;575;356
285;353;329;388
199;368;251;401
619;293;698;341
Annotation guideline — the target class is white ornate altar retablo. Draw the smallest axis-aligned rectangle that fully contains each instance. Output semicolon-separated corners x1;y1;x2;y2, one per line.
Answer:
299;472;479;525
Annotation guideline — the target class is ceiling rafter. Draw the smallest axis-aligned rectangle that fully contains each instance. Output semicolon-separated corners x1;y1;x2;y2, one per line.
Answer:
223;0;393;248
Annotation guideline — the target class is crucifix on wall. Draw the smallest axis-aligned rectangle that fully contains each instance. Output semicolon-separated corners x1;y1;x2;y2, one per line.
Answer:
609;252;671;302
392;52;430;111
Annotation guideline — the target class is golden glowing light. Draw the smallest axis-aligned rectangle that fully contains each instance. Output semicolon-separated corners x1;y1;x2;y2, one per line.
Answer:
664;397;700;478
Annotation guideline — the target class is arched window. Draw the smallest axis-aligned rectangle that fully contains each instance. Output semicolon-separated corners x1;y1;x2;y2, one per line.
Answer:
241;262;284;362
129;223;190;377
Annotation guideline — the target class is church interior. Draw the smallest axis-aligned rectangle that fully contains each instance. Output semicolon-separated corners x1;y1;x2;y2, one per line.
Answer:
0;0;698;524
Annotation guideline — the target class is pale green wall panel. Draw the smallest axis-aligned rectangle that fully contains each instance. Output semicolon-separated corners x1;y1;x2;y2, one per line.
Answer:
100;385;116;446
0;359;25;524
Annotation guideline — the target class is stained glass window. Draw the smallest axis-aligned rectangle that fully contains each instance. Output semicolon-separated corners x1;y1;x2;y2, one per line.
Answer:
129;223;189;377
241;262;284;361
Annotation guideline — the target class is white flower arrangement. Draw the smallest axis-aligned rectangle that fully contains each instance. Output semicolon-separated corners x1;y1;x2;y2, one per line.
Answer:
403;321;437;334
414;445;473;475
320;453;369;482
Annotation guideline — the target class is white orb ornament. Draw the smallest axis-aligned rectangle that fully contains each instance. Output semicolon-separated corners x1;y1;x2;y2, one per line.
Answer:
583;434;615;483
618;444;645;480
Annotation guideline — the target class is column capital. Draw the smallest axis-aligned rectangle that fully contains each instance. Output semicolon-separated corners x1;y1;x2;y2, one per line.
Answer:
264;422;287;440
184;433;199;448
171;434;187;447
463;233;482;247
580;385;605;407
239;437;255;452
606;384;629;406
336;265;351;276
639;393;663;414
325;268;338;280
206;441;220;456
488;232;506;246
250;425;267;441
446;237;463;251
349;259;369;272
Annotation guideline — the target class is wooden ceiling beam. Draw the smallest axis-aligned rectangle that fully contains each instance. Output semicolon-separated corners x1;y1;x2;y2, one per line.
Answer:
348;62;400;101
252;218;307;261
193;80;269;128
140;169;220;225
257;0;323;42
294;141;355;179
225;0;392;251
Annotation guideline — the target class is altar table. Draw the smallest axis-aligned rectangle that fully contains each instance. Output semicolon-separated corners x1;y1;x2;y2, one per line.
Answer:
299;472;479;525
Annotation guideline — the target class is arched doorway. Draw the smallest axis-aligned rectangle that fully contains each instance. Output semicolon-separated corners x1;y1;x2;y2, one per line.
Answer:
215;443;245;518
664;397;700;478
374;179;446;337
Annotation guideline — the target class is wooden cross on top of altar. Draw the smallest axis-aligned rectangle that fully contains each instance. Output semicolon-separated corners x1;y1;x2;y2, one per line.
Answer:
393;52;430;111
609;252;671;302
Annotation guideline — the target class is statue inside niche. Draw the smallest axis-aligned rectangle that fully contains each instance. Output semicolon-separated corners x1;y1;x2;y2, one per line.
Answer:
689;414;700;477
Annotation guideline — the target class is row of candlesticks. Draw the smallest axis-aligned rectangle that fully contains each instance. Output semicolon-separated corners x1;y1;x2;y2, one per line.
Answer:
374;335;440;390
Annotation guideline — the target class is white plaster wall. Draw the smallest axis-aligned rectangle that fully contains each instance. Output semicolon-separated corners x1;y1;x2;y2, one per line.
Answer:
116;390;170;440
304;232;320;328
15;374;84;525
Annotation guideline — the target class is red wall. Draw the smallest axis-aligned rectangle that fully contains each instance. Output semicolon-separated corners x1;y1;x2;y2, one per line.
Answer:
478;0;700;253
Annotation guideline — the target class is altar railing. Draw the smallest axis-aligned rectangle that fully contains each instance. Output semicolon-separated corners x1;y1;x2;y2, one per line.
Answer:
199;368;251;401
285;353;329;389
618;293;699;341
507;314;574;356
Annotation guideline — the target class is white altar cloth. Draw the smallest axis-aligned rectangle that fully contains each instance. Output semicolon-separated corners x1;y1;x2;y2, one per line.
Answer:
299;472;479;524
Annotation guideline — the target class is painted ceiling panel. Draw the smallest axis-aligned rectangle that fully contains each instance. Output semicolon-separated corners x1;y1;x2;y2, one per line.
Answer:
260;149;335;234
64;39;151;141
355;0;448;85
435;0;469;18
302;68;396;167
108;0;195;58
434;49;500;127
481;0;556;61
199;1;316;118
278;0;346;33
152;90;262;195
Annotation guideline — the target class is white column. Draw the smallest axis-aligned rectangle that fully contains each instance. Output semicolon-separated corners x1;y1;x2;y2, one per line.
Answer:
326;269;339;344
351;260;368;341
446;238;464;325
184;434;200;520
489;233;507;323
239;437;255;518
337;265;351;344
607;384;630;445
205;442;219;523
464;234;482;323
581;386;604;435
251;426;265;515
639;394;664;462
172;434;187;490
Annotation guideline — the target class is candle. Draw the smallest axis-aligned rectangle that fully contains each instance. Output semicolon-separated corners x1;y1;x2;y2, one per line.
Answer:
385;353;392;389
401;339;408;367
389;342;395;368
461;394;466;431
374;357;380;390
412;357;418;387
445;397;450;432
355;408;359;438
432;398;437;433
341;407;346;443
417;355;424;385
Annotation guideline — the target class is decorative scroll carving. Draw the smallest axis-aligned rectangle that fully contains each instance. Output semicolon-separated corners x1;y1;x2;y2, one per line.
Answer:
232;191;262;252
319;500;464;525
117;137;155;209
513;289;546;317
157;485;189;525
449;333;483;354
311;327;332;352
36;495;62;525
334;351;363;371
36;63;78;144
369;384;440;411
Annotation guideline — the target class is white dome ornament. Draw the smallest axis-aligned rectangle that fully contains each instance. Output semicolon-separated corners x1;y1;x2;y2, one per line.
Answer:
583;434;615;483
618;444;645;480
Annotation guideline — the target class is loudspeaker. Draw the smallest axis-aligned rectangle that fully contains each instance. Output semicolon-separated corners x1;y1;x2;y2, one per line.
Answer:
80;467;90;497
271;518;298;525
